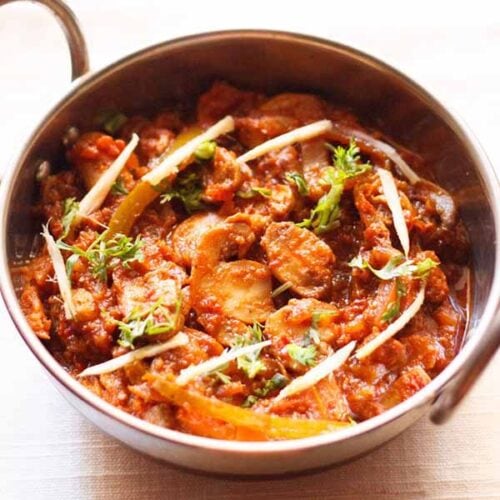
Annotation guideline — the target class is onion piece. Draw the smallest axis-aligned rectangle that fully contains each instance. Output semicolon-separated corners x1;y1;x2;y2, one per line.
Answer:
275;341;356;401
454;267;470;292
377;168;410;256
176;340;271;386
331;124;420;184
77;133;139;219
301;138;330;170
78;332;189;377
143;116;235;186
237;120;333;164
355;284;425;360
41;224;75;319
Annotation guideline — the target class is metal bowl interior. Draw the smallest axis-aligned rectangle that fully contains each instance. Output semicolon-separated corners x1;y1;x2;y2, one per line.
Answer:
1;30;499;475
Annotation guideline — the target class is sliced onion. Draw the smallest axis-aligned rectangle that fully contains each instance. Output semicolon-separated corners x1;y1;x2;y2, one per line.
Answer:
41;224;75;319
78;332;189;377
237;120;333;164
355;284;425;359
454;267;470;292
275;341;356;401
330;123;421;184
301;138;330;170
143;116;235;186
377;168;410;256
77;133;139;219
176;340;271;386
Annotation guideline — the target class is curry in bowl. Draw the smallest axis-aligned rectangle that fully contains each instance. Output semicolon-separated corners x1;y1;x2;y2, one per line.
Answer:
14;82;470;440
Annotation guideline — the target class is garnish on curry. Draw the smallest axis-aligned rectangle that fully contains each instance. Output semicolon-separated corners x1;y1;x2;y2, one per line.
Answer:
14;82;470;441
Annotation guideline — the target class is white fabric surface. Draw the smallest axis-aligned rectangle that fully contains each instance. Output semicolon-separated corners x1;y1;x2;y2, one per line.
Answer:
0;1;499;498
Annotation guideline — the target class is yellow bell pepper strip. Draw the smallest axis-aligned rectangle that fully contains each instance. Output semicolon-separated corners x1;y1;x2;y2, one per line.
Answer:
105;125;203;238
106;181;159;238
145;373;352;440
106;116;234;238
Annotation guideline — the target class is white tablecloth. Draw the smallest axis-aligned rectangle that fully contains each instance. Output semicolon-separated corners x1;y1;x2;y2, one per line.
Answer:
0;1;499;498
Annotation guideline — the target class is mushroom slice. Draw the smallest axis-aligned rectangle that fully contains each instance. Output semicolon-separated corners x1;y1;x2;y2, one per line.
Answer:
114;262;185;316
171;212;223;268
202;147;244;203
257;93;327;122
194;260;275;324
237;184;296;222
265;298;339;372
261;222;335;299
190;216;274;326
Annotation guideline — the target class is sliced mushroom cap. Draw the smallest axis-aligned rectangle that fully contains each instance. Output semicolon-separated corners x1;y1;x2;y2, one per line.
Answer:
261;222;335;299
112;261;187;340
171;212;223;268
193;260;275;325
190;216;274;328
236;184;296;222
258;93;327;123
202;147;244;203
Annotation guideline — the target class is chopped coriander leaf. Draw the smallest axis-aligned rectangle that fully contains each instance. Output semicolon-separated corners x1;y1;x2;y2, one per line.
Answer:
287;343;317;367
271;281;293;298
297;167;344;234
61;197;79;238
237;354;266;379
303;327;320;346
232;322;266;378
146;301;181;335
212;370;232;385
247;321;265;342
57;231;143;282
105;113;127;135
298;140;371;234
114;313;148;348
259;373;288;394
381;301;399;323
349;254;438;280
285;172;309;196
413;258;439;277
237;186;272;199
242;373;288;407
115;296;181;348
326;140;371;178
65;253;80;281
303;309;338;346
349;254;407;280
96;111;128;135
160;169;206;213
311;309;338;325
111;178;129;196
236;190;254;199
242;395;259;408
381;279;406;323
194;140;217;161
251;187;272;198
